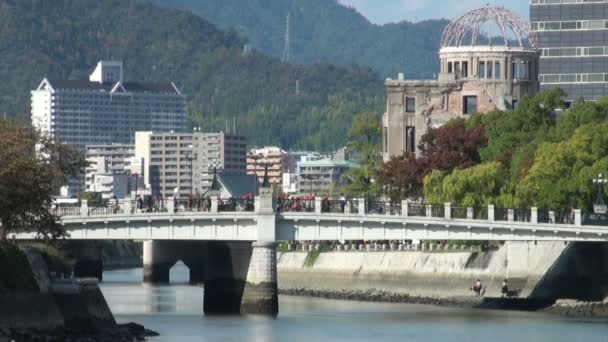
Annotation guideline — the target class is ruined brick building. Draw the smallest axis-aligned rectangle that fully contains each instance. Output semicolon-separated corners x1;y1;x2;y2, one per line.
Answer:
383;7;540;161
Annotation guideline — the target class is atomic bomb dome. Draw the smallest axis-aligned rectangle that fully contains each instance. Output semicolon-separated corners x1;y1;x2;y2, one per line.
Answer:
441;7;537;49
382;6;541;161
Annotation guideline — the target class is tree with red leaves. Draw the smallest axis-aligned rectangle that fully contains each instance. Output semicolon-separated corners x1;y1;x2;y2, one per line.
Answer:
377;119;487;202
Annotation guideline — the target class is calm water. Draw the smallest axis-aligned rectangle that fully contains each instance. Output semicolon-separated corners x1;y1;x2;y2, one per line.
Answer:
100;263;608;342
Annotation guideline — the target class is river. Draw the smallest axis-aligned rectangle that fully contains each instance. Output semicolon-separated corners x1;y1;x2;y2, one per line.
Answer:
100;263;608;342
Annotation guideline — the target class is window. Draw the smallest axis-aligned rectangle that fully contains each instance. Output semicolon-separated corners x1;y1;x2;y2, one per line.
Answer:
448;62;453;73
405;97;416;113
461;61;468;78
495;62;501;80
405;127;415;154
487;61;493;79
463;96;477;115
478;61;486;79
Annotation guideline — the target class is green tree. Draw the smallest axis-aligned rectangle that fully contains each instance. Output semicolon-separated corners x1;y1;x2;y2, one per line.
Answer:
516;122;608;212
0;119;86;240
424;162;505;207
342;112;382;198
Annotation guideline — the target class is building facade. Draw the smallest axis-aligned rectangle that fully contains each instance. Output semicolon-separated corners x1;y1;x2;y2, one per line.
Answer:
135;132;247;199
383;7;540;161
296;158;359;196
31;61;187;149
531;0;608;102
246;147;288;185
84;144;144;199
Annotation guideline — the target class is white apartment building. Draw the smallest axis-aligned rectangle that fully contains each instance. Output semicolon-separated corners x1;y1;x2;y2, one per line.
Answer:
31;61;187;149
135;131;247;199
85;144;144;199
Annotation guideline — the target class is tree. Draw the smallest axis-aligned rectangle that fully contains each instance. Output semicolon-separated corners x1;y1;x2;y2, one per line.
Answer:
515;122;608;212
424;162;505;207
341;112;382;198
376;119;487;202
0;119;86;240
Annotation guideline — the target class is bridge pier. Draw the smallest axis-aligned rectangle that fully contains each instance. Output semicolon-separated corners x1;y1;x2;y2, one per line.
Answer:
203;241;252;314
240;242;278;316
71;241;103;281
143;240;175;283
202;241;278;316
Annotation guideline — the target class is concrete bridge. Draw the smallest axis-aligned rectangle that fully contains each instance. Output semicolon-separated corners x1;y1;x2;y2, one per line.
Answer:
11;190;608;316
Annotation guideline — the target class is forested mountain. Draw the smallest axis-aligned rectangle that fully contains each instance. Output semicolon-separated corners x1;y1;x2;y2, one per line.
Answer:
0;0;383;150
150;0;448;79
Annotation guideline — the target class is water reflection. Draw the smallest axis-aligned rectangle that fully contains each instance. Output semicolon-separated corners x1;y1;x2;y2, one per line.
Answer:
100;268;608;342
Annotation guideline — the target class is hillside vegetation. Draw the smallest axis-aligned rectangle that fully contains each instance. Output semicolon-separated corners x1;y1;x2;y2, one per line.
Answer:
0;0;383;150
150;0;448;79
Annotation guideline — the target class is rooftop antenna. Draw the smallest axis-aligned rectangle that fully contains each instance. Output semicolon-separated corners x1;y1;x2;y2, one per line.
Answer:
281;12;291;63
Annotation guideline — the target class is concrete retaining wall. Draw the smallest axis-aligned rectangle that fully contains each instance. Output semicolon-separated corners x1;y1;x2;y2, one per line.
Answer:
277;241;599;299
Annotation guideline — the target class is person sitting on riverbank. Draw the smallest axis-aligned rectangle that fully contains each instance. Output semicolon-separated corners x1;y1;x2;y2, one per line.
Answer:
501;279;509;298
471;279;482;296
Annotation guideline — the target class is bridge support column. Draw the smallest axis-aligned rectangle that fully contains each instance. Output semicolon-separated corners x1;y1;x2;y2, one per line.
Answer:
241;242;278;316
72;241;103;281
203;241;253;315
143;240;174;283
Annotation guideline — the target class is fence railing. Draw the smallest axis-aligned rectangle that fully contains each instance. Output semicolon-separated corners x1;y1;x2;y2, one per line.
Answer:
48;197;595;228
407;202;426;217
277;198;315;213
430;204;444;218
452;206;468;219
321;200;346;214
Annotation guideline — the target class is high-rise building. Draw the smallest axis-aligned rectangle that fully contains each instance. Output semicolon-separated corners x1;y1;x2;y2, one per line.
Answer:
31;61;187;149
246;147;287;185
531;1;608;103
135;131;247;198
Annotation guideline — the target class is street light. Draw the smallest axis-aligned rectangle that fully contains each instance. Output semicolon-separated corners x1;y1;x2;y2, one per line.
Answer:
593;174;607;214
208;160;222;192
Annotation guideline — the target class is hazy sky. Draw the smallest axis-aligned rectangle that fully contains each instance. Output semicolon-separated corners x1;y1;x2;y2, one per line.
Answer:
337;0;529;24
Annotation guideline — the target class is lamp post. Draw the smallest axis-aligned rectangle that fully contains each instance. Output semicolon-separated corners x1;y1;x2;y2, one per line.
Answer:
593;174;608;214
208;160;222;192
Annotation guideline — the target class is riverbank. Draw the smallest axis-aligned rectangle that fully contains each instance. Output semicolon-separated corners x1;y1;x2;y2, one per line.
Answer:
0;242;156;342
276;241;608;317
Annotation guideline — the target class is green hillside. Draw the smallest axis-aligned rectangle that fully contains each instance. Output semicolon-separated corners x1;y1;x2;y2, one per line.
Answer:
150;0;448;78
0;0;383;150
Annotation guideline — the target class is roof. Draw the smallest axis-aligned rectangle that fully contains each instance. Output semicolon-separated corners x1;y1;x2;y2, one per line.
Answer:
45;79;181;94
218;174;258;198
297;158;360;169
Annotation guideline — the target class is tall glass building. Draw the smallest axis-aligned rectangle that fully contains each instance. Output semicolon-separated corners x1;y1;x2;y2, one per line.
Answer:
531;0;608;103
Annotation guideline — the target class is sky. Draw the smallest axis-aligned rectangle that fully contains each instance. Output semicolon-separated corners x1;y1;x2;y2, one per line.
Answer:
337;0;529;24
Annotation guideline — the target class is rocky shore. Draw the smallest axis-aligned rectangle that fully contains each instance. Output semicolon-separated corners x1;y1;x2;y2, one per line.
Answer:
279;287;584;315
544;299;608;318
0;243;158;342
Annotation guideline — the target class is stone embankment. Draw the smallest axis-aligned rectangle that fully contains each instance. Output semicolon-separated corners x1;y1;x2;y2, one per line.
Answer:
0;243;157;342
277;241;608;317
545;299;608;318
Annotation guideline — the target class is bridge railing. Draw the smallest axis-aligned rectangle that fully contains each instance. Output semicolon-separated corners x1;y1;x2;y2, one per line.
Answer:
277;198;315;213
407;202;426;217
218;198;255;212
321;200;346;214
